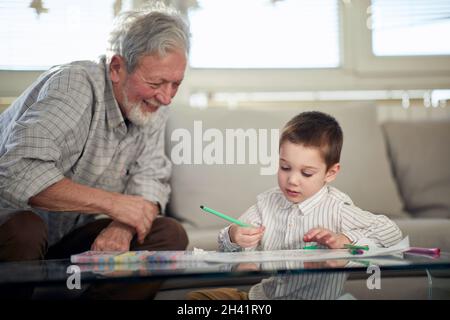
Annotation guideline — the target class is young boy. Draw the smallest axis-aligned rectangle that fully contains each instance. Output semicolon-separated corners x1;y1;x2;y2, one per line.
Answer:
188;111;402;300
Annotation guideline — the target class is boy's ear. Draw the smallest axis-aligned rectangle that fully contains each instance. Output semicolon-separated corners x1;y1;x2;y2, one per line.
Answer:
325;163;340;183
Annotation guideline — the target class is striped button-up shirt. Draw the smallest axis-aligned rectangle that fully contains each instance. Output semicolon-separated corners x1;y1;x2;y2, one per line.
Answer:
219;185;403;252
0;56;172;245
249;270;348;300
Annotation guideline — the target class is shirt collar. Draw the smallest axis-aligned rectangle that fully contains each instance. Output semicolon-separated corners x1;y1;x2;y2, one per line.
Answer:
100;56;127;132
297;184;329;214
276;188;296;210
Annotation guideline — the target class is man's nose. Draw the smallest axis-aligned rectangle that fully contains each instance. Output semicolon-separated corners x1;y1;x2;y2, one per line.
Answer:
156;83;174;106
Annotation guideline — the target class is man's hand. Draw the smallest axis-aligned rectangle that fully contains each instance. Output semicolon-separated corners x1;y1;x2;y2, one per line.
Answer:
29;178;160;243
107;194;159;243
229;224;265;248
91;221;135;251
303;227;351;249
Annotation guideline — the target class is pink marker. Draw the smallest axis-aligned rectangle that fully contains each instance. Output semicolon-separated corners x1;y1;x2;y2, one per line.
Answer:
406;247;440;256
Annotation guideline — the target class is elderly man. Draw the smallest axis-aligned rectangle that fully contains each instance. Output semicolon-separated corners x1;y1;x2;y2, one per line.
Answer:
0;7;189;298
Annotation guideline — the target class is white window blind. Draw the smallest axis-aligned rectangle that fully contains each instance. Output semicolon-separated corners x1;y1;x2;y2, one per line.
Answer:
188;0;340;69
371;0;450;56
0;0;131;70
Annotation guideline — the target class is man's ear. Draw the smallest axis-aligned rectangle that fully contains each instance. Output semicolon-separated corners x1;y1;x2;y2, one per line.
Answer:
325;163;340;183
109;55;126;83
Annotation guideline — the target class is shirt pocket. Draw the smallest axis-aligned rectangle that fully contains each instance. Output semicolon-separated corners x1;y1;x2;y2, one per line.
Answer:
96;143;136;192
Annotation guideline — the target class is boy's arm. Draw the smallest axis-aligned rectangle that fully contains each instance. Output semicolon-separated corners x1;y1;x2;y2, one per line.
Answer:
218;225;242;252
218;204;262;252
340;203;403;247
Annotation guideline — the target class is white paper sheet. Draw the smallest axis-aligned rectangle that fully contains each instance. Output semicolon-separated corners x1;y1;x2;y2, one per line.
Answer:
202;237;410;263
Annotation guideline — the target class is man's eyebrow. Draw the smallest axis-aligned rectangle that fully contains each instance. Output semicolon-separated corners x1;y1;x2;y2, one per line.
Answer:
140;75;162;83
145;77;183;84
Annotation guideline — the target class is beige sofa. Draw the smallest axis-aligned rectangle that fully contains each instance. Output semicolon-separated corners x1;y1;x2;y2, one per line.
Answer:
164;104;450;252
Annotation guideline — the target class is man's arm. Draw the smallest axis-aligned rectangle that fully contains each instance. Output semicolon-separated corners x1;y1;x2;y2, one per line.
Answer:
0;66;94;211
29;178;113;213
29;177;159;243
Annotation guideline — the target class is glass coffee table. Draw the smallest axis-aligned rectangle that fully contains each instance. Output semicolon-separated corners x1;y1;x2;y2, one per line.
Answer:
0;251;449;300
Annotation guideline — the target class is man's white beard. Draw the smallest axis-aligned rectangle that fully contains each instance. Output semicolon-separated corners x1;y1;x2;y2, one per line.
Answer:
122;88;157;127
127;101;153;127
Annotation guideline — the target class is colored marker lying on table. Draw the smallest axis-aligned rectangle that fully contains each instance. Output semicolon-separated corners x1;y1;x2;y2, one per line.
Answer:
303;245;319;250
200;205;255;227
349;249;365;255
344;244;369;255
406;247;440;256
344;244;369;251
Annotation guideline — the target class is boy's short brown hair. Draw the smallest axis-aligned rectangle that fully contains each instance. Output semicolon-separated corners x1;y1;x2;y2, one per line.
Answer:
280;111;343;170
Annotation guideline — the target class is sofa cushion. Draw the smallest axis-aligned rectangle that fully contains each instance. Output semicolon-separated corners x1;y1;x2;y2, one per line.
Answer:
383;121;450;218
165;104;406;234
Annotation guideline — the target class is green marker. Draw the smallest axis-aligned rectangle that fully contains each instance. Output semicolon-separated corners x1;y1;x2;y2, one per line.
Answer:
344;244;369;251
303;245;319;250
200;205;254;227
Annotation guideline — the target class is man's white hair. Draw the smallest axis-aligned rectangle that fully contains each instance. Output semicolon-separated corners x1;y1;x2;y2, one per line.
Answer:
108;3;190;73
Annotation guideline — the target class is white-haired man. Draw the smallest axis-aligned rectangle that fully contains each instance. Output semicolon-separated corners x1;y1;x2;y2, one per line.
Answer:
0;6;190;299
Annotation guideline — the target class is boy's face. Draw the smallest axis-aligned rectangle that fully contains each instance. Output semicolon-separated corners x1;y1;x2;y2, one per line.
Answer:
278;141;340;204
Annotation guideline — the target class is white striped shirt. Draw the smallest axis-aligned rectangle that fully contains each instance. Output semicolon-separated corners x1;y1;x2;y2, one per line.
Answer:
218;184;403;252
238;260;349;300
249;271;348;300
0;56;172;245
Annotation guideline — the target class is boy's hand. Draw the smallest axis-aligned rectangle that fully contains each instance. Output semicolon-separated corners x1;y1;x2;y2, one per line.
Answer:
229;224;265;248
303;227;351;249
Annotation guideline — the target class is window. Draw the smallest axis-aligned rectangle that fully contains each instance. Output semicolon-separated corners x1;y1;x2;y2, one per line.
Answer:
370;0;450;56
0;0;449;98
0;0;132;70
188;0;340;68
350;0;450;75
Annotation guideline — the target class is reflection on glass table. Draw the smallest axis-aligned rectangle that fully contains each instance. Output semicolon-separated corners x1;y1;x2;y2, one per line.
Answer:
0;252;449;299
